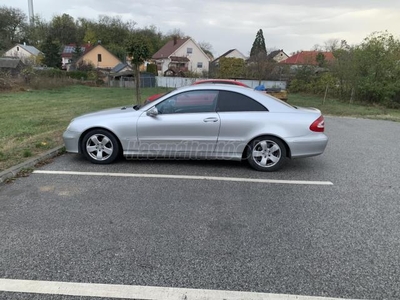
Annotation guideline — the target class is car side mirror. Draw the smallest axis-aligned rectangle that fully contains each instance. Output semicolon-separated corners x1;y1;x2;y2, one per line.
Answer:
146;107;158;117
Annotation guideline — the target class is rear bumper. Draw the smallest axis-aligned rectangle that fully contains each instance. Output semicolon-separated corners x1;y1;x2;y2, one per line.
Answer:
63;130;80;153
286;133;328;158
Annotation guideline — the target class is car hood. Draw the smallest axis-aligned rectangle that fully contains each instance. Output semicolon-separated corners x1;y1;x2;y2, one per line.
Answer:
74;106;138;120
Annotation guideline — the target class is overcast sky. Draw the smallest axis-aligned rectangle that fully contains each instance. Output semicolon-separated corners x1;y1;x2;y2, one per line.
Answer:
3;0;400;57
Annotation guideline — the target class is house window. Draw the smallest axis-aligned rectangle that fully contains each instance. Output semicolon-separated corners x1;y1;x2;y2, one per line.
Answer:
197;62;203;68
187;48;193;54
98;54;102;62
17;47;19;51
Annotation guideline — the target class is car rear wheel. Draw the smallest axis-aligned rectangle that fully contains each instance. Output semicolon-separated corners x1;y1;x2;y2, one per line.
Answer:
247;136;286;171
82;129;120;164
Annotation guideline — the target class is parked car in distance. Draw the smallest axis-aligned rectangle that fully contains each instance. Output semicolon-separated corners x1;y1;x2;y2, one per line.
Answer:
63;84;328;171
193;79;250;87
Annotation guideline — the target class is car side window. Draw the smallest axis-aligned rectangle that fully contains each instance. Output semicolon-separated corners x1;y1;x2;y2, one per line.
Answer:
216;91;268;112
155;90;218;114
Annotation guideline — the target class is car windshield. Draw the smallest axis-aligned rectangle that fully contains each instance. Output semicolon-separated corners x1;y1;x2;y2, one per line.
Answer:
134;90;173;110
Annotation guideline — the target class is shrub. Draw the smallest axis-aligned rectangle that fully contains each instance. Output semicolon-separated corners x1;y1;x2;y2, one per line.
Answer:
146;64;157;75
68;71;88;80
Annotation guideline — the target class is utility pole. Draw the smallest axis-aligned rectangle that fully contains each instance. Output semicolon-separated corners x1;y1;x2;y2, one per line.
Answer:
28;0;34;26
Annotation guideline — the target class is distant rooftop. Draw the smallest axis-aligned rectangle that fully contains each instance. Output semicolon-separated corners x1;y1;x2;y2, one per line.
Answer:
17;44;42;56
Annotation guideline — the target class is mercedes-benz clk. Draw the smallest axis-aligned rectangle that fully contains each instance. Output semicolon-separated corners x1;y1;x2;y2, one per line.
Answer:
63;84;328;171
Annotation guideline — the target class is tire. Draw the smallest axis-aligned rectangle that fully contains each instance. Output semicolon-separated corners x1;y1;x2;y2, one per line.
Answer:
81;129;120;164
247;136;286;172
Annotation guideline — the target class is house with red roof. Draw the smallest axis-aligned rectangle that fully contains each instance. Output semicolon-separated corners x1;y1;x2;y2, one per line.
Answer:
152;37;210;76
280;51;335;67
61;44;92;70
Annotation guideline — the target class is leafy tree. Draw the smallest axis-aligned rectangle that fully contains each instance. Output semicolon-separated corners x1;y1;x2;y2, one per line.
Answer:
105;44;126;62
41;37;62;68
219;57;245;78
23;15;50;47
94;15;136;46
250;29;267;58
132;26;165;56
316;52;327;67
49;14;78;45
72;44;83;63
146;64;157;75
198;41;214;60
353;31;400;106
0;6;27;50
126;37;151;104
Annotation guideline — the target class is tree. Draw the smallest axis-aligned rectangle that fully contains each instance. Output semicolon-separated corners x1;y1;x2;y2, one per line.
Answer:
353;31;400;105
23;15;50;47
41;37;62;68
219;57;245;78
0;6;27;50
198;41;214;60
250;29;267;58
49;14;78;45
316;52;327;67
72;44;83;63
126;37;151;104
248;29;270;83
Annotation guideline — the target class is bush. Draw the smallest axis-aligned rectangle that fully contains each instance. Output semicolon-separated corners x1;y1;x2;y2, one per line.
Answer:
146;64;157;75
28;76;76;90
68;71;88;80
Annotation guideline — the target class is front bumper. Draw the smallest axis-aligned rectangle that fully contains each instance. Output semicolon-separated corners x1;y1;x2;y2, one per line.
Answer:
62;130;81;153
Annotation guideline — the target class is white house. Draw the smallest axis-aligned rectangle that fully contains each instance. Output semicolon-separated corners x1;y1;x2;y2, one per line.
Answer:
152;37;210;76
212;49;247;66
267;50;289;63
4;43;42;65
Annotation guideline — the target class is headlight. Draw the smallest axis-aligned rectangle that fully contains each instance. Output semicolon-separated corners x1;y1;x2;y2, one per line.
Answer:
66;119;75;131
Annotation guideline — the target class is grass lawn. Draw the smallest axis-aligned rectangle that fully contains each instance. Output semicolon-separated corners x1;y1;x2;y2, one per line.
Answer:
288;94;400;121
0;85;169;172
0;85;398;172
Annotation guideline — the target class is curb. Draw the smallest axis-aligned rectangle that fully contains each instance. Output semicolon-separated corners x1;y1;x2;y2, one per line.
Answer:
0;145;65;184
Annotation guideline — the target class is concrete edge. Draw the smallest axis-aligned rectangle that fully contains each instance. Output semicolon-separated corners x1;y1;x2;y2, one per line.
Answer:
0;145;65;184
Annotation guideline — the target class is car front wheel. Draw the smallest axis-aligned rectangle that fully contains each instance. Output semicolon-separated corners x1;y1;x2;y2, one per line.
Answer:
247;136;286;171
81;129;120;164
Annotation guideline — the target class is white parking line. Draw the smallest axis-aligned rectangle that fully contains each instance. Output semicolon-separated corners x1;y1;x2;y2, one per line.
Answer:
33;170;333;186
0;278;361;300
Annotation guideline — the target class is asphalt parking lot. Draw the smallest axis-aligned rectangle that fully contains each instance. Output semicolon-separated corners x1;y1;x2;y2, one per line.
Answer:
1;116;400;300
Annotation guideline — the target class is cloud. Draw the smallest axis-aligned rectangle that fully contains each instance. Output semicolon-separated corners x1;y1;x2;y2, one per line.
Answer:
6;0;400;56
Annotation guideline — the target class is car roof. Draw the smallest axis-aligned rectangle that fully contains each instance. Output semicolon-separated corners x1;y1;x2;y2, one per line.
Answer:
143;84;295;113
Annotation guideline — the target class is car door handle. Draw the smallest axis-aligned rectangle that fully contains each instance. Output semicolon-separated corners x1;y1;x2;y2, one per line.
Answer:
203;117;219;122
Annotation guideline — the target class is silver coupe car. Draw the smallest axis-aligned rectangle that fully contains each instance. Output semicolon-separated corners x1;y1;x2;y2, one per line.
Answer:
63;84;328;171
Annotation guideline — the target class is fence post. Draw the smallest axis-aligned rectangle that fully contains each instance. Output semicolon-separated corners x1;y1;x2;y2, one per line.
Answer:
323;84;328;104
350;88;354;104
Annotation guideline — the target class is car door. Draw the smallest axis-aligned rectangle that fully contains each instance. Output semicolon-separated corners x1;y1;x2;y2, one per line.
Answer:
137;90;220;158
215;90;269;157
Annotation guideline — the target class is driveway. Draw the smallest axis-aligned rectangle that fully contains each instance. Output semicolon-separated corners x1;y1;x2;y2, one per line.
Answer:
0;117;399;300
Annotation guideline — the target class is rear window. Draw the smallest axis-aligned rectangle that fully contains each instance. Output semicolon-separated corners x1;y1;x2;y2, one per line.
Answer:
217;91;267;112
257;91;297;109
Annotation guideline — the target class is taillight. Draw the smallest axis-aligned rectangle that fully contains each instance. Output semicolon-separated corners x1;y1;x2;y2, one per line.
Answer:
310;116;325;132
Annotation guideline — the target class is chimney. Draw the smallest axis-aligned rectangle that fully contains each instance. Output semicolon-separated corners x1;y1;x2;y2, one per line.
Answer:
173;36;177;46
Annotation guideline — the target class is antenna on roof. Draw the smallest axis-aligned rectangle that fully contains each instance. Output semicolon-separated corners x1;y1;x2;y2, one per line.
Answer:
28;0;34;26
